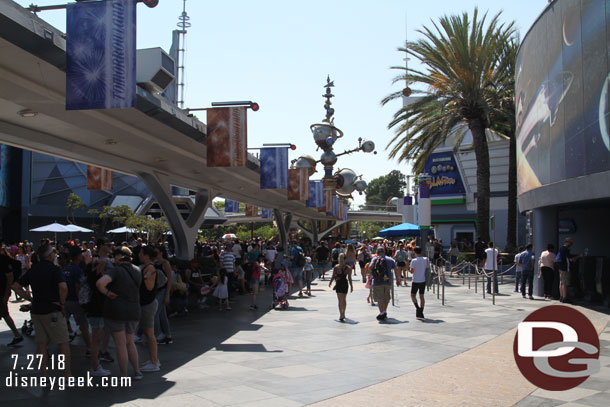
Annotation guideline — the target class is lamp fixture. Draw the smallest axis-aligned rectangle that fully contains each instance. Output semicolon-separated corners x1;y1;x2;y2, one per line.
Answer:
18;109;37;118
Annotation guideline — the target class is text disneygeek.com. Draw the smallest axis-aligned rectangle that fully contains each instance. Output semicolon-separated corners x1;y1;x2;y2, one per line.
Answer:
5;372;131;390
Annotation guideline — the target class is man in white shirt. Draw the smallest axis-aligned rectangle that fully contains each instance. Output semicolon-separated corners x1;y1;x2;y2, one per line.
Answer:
484;242;499;294
409;247;428;320
231;240;242;263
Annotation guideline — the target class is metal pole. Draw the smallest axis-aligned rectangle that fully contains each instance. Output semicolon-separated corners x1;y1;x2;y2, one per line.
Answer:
482;274;486;299
442;268;445;306
474;274;477;293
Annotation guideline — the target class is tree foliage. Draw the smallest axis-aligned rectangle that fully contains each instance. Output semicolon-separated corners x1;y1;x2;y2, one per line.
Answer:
381;8;516;241
363;170;406;209
66;193;85;224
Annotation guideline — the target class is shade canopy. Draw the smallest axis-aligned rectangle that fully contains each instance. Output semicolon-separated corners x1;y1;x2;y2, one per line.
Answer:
222;233;237;239
64;224;94;233
107;226;139;234
378;222;421;238
30;222;72;233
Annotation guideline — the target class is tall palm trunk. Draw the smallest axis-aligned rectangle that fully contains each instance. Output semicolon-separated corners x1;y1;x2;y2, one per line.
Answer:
506;131;517;250
469;119;490;242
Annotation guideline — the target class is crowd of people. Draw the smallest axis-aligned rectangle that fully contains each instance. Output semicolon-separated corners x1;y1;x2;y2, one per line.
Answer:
1;233;578;380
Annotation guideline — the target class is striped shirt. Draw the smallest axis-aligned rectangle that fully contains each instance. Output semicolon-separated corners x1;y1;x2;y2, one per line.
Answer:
220;252;235;273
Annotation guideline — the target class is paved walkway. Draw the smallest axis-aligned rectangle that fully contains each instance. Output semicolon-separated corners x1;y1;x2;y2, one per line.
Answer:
0;274;608;406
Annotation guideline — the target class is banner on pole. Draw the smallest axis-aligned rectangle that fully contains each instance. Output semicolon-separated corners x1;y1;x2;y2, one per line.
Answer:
260;148;288;189
66;0;136;110
87;166;113;191
342;204;349;221
261;208;273;219
207;107;248;167
287;168;309;200
324;189;334;213
332;196;339;217
306;181;324;208
224;199;239;213
245;204;258;217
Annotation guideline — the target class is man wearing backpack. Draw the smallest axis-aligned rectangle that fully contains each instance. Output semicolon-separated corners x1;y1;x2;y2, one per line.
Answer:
290;240;305;297
370;247;395;321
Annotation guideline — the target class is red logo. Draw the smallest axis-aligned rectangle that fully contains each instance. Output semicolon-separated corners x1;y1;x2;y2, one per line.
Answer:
513;305;600;391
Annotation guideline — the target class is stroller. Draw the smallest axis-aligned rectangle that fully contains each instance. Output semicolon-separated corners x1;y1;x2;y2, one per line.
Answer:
270;272;289;310
19;303;34;336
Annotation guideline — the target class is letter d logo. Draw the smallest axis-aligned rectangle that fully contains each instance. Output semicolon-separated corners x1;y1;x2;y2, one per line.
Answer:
517;322;577;357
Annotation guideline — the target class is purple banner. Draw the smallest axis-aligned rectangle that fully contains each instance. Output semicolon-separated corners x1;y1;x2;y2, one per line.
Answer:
260;147;289;189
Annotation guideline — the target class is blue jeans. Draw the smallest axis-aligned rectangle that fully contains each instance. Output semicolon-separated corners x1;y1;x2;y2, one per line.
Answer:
515;271;522;291
486;270;498;294
521;271;534;297
154;287;172;339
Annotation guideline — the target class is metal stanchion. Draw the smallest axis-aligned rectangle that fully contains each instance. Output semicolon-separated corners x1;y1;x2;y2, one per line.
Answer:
492;270;496;305
482;274;486;299
442;269;445;306
475;274;478;293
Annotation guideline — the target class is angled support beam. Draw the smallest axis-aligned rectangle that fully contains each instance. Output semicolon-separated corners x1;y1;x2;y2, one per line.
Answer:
137;171;210;260
318;220;348;240
273;209;293;253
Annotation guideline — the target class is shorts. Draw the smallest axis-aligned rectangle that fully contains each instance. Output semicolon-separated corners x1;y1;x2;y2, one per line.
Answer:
411;282;426;295
559;270;571;286
397;261;406;267
31;312;69;344
139;299;158;330
250;277;260;286
104;318;138;334
317;261;329;270
64;300;87;326
292;268;303;282
373;285;391;303
346;260;355;266
88;316;104;329
0;301;9;317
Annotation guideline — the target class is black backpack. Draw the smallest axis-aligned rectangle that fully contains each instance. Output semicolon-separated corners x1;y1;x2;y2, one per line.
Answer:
295;247;306;267
372;257;389;282
332;249;340;262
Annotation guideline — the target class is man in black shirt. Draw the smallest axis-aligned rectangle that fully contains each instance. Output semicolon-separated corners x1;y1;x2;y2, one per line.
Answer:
12;244;71;377
474;237;486;267
0;249;23;346
315;241;331;280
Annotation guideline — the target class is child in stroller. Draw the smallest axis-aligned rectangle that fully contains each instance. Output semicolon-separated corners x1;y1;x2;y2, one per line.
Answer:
270;268;289;310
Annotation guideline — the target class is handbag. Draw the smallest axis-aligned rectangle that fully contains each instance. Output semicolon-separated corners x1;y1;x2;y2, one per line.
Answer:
155;268;168;289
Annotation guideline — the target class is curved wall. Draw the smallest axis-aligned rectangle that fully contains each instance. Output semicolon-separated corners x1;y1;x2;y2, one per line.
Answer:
516;0;610;211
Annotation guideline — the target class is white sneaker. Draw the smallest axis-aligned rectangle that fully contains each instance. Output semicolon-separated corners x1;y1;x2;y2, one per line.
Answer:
140;362;160;372
139;359;161;368
90;366;111;376
133;335;143;343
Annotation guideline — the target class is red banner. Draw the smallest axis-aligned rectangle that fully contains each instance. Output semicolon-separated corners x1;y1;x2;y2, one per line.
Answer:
287;168;309;200
206;107;247;167
245;204;258;217
87;165;113;191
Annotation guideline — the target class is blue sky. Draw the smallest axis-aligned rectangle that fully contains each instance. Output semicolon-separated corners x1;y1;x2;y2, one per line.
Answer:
14;0;546;207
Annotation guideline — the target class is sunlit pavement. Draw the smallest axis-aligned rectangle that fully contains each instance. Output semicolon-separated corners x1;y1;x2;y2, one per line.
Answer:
1;274;608;406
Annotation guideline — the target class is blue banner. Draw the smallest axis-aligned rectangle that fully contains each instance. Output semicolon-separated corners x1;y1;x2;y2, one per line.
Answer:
306;181;323;208
342;204;348;221
332;196;339;217
260;148;288;189
422;152;466;196
66;0;136;110
261;208;272;219
224;199;239;213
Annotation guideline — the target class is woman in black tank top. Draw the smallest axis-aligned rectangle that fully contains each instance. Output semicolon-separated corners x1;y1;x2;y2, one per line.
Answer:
329;253;353;322
138;246;160;371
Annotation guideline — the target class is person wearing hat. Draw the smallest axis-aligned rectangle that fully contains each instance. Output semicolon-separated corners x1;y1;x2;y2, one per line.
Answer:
12;244;72;377
369;246;396;321
303;256;315;296
557;237;583;303
63;246;91;353
96;246;143;380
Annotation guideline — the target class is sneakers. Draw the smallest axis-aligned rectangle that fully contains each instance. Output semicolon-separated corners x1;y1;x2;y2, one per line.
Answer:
376;312;387;321
7;336;24;347
140;362;161;372
134;372;144;381
157;337;173;345
140;359;161;368
133;335;143;344
513;289;519;293
528;295;534;300
90;366;111;377
416;307;425;320
99;352;114;363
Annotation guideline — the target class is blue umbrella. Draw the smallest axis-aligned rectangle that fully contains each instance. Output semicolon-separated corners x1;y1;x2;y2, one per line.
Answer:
378;222;422;238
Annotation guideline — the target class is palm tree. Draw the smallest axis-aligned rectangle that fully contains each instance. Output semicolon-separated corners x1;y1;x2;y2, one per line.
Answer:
382;9;515;242
489;37;520;251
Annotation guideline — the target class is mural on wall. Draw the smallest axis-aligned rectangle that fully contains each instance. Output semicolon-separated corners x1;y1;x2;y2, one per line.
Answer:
516;0;610;195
